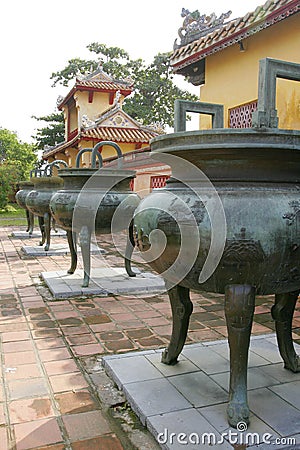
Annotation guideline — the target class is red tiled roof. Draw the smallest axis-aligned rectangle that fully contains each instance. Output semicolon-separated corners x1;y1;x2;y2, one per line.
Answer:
82;126;158;143
43;126;160;159
42;134;80;158
76;80;132;91
57;67;133;109
171;0;300;72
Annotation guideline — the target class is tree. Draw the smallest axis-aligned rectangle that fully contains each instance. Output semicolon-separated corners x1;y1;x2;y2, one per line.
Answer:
32;112;65;150
50;45;197;127
32;44;198;147
0;128;37;207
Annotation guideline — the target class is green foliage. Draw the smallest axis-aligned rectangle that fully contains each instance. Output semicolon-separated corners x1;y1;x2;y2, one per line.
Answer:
32;112;65;150
50;44;198;128
50;58;98;87
0;128;37;208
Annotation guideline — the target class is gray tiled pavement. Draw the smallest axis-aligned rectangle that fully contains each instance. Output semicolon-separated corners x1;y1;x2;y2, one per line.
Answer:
11;229;66;238
41;267;166;298
21;242;102;257
103;334;300;449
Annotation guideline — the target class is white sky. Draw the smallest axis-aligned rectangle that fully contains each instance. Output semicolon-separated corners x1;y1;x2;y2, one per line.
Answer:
0;0;260;143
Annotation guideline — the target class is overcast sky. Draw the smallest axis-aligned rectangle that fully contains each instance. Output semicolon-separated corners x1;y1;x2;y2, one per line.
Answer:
1;0;260;143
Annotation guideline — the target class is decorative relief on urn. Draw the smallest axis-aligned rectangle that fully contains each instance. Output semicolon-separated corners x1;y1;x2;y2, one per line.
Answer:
283;200;300;227
221;227;266;267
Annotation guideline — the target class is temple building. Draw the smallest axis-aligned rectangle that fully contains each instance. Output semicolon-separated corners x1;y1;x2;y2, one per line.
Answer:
43;65;162;166
170;0;300;129
42;65;169;194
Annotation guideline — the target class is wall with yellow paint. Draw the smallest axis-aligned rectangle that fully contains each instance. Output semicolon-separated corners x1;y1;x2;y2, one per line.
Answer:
199;14;300;130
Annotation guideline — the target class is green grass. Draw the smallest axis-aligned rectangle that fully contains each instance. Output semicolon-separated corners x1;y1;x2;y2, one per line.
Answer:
0;203;28;226
1;218;28;226
0;203;26;218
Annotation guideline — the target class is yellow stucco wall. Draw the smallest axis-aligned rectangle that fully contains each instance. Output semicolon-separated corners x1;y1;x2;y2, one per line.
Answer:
199;14;300;130
74;91;125;126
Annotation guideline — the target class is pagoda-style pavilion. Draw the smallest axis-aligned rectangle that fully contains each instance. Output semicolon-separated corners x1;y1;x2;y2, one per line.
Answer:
43;65;161;167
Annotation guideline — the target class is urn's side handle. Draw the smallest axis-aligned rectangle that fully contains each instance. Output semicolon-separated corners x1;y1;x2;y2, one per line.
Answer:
174;99;224;132
75;148;103;168
46;160;68;176
252;58;300;129
91;141;123;169
30;168;45;178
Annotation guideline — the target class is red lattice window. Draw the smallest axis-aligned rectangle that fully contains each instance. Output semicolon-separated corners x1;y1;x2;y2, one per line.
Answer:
150;175;170;190
229;100;257;128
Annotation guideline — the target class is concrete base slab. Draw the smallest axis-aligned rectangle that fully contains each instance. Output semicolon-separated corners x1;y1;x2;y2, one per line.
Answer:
11;230;66;238
103;334;300;449
41;267;166;299
22;243;103;257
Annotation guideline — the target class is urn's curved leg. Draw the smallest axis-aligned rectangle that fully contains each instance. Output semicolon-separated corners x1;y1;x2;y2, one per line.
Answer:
225;284;255;428
26;210;34;235
125;221;136;277
271;291;300;373
38;216;45;245
44;212;51;251
161;285;193;366
52;218;58;233
28;211;34;235
79;225;91;287
67;230;77;274
25;210;30;232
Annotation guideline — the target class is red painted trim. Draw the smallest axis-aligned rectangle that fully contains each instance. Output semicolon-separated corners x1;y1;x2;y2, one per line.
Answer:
59;86;132;108
67;129;78;141
88;91;94;103
109;92;114;105
58;87;76;110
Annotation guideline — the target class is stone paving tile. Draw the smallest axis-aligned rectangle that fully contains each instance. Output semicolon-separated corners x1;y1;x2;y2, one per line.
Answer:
5;363;42;380
248;387;300;436
14;418;63;450
145;351;200;377
103;354;164;388
148;408;233;450
43;359;80;376
269;381;300;410
71;343;104;356
54;390;99;415
0;427;8;450
124;378;191;425
8;378;49;400
62;410;111;441
168;371;228;407
182;345;230;374
9;397;55;424
0;403;6;425
49;372;89;393
211;366;280;392
71;434;124;450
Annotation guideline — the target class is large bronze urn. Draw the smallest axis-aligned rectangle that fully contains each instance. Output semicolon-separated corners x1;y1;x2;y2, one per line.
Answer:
50;142;140;287
25;160;67;250
15;181;35;234
133;58;300;428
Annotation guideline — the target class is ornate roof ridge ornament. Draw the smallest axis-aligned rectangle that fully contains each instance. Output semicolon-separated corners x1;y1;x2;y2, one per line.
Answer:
56;95;65;107
145;122;165;135
77;62;134;89
174;8;232;48
81;114;96;129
